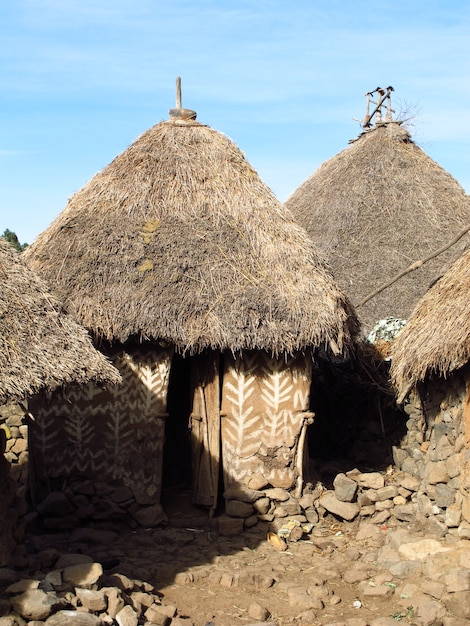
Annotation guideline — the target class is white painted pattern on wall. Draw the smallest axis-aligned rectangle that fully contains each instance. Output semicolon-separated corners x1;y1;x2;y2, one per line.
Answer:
221;351;312;490
28;345;173;503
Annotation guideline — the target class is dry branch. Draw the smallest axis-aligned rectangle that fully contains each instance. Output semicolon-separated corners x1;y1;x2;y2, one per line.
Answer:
356;224;470;308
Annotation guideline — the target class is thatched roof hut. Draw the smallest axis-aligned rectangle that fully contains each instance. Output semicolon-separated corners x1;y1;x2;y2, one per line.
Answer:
24;103;358;355
390;248;470;403
285;116;470;332
22;84;361;522
0;237;120;405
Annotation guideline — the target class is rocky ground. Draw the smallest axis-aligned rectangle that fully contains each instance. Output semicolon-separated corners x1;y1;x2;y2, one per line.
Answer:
1;485;470;626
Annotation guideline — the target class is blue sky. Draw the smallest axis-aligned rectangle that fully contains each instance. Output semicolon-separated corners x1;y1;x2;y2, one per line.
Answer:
1;0;470;244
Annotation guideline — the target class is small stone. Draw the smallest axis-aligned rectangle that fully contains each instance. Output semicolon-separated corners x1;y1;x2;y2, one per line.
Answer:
359;505;376;516
356;522;384;543
223;486;264;503
446;454;463;479
421;579;446;599
248;601;270;621
116;604;138;626
462;495;470;523
389;561;423;578
10;589;59;621
370;510;391;525
103;587;125;618
253;497;271;514
5;579;40;593
63;562;103;588
333;473;358;502
130;590;157;608
375;499;393;511
272;505;288;518
357;491;375;507
104;572;134;591
392;504;415;522
457;522;470;539
393;496;407;506
424;461;450;484
357;472;385;489
246;473;269;490
319;492;360;521
245;514;259;528
174;572;193;585
442;591;470;619
435;483;455;508
75;588;107;612
262;488;290;502
376;485;398;501
299;493;316;509
445;504;462;528
443;569;470;593
357;581;394;597
343;566;371;584
225;500;254;518
130;503;167;527
281;499;302;516
410;593;447;624
220;573;233;588
398;538;450;560
55;554;94;568
45;570;62;587
287;587;322;611
44;610;102;625
144;604;169;625
442;619;470;626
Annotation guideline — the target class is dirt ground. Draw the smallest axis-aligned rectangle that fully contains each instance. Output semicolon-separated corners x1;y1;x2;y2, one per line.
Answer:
26;486;448;626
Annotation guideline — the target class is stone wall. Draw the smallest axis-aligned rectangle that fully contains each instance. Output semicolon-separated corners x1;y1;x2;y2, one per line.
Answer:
392;369;470;538
0;403;28;566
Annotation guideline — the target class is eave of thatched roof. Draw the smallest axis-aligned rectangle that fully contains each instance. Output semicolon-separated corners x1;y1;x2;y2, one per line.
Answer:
0;238;121;405
24;118;360;356
285;121;470;331
390;248;470;402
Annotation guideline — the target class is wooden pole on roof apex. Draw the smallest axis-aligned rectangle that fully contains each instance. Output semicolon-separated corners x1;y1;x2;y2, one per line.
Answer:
362;86;394;128
169;77;197;121
176;76;182;110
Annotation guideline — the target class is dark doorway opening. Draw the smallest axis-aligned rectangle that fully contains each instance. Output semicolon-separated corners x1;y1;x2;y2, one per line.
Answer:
162;353;192;492
306;354;407;488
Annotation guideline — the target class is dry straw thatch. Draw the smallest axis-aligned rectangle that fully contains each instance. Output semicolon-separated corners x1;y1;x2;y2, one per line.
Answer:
285;121;470;331
0;238;120;405
24;112;359;356
390;248;470;402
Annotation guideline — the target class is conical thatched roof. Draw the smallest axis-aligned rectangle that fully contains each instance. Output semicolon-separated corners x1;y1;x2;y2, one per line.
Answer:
390;248;470;402
285;121;470;332
24;105;359;356
0;238;120;405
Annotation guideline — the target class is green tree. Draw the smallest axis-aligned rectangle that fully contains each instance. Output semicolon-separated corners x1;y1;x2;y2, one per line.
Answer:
2;229;28;251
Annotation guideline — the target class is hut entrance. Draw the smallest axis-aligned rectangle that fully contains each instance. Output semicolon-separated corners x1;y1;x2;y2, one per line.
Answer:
306;354;408;486
162;351;222;517
162;350;314;517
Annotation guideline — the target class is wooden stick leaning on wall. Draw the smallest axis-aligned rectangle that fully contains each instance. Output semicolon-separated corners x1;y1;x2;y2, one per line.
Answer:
356;223;470;308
